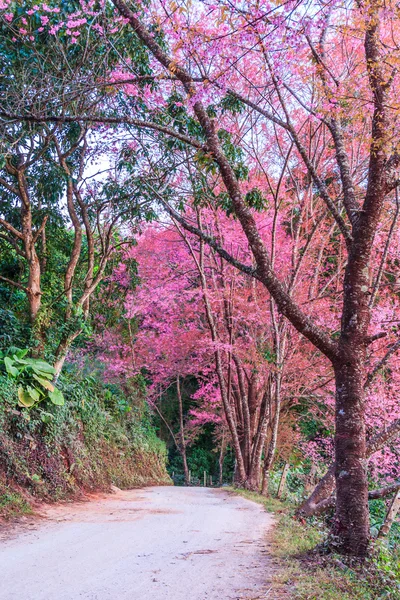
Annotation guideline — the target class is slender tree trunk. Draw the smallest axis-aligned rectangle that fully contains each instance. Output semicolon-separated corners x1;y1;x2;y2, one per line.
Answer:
245;386;271;491
378;490;400;539
277;463;289;498
178;221;247;483
218;429;227;486
27;253;42;322
54;331;82;377
297;464;336;517
176;376;190;486
262;372;281;495
181;450;190;486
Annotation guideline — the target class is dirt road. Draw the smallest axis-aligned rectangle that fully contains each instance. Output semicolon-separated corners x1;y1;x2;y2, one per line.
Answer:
0;486;275;600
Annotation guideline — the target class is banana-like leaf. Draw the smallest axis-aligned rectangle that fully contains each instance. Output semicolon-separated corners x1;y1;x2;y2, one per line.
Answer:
15;357;55;374
9;347;28;359
4;357;19;378
32;374;55;392
31;367;53;379
48;388;64;406
30;361;56;374
26;385;41;402
18;387;35;408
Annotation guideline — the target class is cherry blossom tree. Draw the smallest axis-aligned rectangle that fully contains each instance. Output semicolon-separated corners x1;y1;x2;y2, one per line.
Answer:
2;0;400;556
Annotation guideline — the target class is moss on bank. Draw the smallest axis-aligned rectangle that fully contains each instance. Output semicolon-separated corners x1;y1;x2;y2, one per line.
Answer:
0;370;170;518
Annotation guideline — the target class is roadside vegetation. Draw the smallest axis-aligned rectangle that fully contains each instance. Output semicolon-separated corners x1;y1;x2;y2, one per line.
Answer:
230;481;400;599
0;365;170;519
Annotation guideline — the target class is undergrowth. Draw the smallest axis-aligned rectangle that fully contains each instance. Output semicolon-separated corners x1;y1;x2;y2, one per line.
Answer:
228;487;400;600
0;367;170;518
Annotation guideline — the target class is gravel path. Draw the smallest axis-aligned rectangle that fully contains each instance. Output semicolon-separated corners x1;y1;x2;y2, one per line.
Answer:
0;486;275;600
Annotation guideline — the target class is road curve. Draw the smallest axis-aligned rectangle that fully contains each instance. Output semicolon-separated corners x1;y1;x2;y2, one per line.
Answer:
0;486;275;600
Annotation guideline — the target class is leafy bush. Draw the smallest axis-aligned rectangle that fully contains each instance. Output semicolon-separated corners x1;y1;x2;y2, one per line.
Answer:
0;365;169;515
0;347;64;412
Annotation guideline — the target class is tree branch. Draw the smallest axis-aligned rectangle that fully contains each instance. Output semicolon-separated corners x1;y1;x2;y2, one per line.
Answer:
0;275;28;292
0;218;24;240
0;111;204;151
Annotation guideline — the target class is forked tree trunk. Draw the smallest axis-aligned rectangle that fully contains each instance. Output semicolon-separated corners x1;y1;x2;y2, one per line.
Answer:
181;225;248;484
298;417;400;518
244;386;271;492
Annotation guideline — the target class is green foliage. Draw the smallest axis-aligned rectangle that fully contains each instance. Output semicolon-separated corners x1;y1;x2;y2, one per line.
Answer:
0;490;32;518
244;187;268;211
0;366;169;516
220;92;245;114
0;347;64;410
0;308;29;350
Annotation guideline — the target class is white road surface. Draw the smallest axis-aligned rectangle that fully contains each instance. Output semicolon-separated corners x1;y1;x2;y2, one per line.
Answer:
0;486;275;600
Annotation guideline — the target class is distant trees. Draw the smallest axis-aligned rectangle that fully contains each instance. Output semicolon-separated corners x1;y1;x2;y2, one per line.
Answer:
96;214;325;492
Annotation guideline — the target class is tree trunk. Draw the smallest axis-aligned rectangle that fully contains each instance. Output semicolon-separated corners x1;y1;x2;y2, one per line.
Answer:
277;463;289;498
176;376;190;486
304;463;318;495
297;464;336;517
245;386;271;492
181;450;190;486
185;228;247;484
218;429;227;485
262;373;281;495
378;490;400;539
27;255;42;322
299;415;400;518
331;361;370;556
54;331;82;378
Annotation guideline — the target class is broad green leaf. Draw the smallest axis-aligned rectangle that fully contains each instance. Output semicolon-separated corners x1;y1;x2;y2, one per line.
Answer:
4;357;19;378
12;356;30;365
9;346;24;356
17;358;55;374
32;374;55;392
26;386;41;402
13;348;29;359
18;387;35;408
48;388;64;406
31;361;56;374
30;367;53;379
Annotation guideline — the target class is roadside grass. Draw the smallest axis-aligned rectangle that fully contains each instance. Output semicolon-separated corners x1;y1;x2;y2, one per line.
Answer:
227;487;400;600
0;490;32;519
